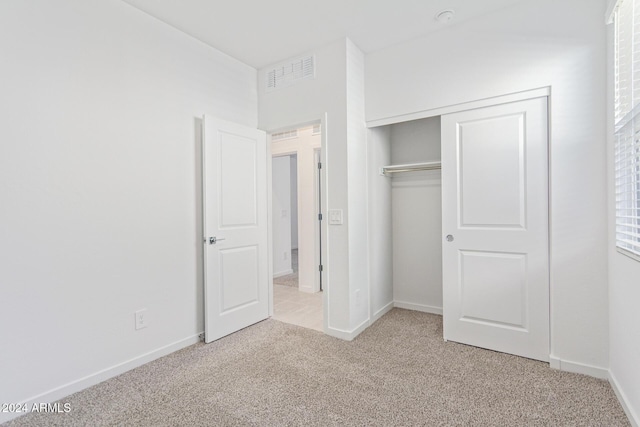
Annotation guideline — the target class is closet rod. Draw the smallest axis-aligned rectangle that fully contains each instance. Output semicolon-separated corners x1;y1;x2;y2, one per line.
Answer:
380;161;441;176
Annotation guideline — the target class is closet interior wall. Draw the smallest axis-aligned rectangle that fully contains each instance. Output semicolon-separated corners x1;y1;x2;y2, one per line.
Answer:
368;126;393;319
368;116;443;317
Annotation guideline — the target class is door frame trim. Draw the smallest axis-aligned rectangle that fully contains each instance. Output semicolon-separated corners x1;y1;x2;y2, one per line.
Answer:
366;87;551;128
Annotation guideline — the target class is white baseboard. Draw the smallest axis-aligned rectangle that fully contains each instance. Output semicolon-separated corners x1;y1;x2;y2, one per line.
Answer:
0;333;203;425
326;318;370;341
548;356;609;379
325;302;395;341
273;269;293;278
609;370;640;427
394;300;443;315
372;301;394;323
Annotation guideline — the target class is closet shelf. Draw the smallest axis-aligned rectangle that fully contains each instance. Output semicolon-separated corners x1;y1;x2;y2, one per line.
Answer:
380;161;441;176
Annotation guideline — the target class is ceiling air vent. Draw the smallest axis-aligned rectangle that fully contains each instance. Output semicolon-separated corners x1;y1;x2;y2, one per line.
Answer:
266;55;315;92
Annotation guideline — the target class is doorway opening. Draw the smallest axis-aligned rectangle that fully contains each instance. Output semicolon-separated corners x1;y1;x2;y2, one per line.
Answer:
270;124;323;332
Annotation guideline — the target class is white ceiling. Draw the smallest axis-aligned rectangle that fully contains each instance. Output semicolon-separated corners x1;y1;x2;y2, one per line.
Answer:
121;0;526;69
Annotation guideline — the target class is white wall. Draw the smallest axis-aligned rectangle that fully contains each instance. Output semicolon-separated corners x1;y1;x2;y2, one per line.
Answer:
367;127;393;320
0;0;257;421
608;255;640;424
272;156;293;277
389;118;442;314
259;38;369;336
607;18;640;425
366;0;609;373
290;155;298;250
346;39;370;330
259;39;356;337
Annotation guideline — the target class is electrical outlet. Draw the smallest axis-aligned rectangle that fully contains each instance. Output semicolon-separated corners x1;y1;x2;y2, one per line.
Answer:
354;289;361;307
135;309;148;330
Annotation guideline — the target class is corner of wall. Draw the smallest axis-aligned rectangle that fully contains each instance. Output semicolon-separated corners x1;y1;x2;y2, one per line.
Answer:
609;370;640;427
548;356;609;379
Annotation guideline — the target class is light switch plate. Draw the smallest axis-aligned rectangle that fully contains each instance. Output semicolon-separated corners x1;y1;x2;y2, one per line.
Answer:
329;209;343;225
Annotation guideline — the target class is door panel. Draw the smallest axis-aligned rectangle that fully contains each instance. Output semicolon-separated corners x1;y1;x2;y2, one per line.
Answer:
203;115;268;343
219;246;259;313
442;97;549;361
219;134;258;228
459;250;527;329
459;114;526;228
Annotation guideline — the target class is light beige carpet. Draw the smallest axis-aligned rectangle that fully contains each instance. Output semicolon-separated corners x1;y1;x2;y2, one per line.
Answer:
5;309;629;426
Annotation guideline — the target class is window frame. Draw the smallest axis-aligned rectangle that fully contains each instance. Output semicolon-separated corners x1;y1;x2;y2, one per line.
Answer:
613;0;640;261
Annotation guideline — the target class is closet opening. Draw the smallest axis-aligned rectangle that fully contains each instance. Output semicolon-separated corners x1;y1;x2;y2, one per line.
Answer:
270;123;323;332
368;92;550;361
368;116;443;322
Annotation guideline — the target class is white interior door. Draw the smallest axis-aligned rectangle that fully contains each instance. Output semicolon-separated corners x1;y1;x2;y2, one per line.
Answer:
203;115;269;343
441;97;549;361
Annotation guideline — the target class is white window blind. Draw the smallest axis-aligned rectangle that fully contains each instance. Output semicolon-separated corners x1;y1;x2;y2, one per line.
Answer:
614;0;640;258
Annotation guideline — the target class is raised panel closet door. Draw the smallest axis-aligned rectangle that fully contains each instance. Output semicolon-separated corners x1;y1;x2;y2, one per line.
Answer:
441;97;549;361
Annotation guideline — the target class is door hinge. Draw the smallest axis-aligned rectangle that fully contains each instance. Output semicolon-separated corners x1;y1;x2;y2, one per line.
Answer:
318;213;322;221
319;265;323;272
318;162;322;169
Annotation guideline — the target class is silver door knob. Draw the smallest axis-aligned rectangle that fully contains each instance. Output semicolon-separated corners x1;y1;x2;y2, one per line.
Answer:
208;237;226;245
446;235;454;242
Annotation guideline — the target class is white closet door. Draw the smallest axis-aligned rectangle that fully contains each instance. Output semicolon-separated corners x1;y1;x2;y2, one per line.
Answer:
441;97;549;362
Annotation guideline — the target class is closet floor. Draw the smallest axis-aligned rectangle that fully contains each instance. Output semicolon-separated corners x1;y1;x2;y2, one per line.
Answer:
273;285;323;332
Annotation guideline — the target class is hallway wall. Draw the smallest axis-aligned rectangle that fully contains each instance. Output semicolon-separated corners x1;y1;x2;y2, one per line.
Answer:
271;126;321;292
272;156;293;277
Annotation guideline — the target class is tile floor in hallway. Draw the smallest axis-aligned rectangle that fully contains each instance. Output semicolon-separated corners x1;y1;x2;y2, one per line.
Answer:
273;284;323;332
